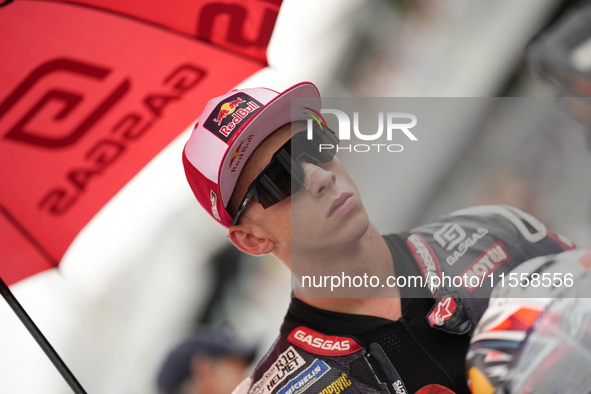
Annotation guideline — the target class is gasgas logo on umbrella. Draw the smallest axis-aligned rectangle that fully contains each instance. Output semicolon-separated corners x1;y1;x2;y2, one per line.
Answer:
203;92;262;143
303;106;418;153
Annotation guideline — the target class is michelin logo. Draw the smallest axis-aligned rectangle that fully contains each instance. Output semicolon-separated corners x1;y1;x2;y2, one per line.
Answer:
278;359;330;394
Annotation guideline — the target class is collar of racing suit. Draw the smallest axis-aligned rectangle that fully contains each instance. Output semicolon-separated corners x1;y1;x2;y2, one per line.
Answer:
280;232;428;338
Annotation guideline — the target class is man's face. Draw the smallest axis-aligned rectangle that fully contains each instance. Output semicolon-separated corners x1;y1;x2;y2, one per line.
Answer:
231;122;370;262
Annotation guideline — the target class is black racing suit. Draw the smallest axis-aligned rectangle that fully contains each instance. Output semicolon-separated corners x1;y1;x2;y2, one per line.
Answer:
245;205;576;394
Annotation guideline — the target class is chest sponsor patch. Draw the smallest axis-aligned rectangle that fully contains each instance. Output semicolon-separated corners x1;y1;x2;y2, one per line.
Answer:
428;297;458;326
407;233;442;296
203;92;262;142
441;226;489;266
460;241;511;293
318;372;352;394
277;359;330;394
287;326;363;356
250;346;305;394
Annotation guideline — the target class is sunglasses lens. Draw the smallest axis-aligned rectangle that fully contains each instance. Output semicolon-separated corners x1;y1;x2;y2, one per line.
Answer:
255;167;290;208
237;128;339;215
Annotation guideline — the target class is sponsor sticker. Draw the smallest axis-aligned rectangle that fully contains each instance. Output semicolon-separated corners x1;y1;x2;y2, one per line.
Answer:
407;233;442;296
229;141;244;168
434;223;467;252
428;297;458;326
287;326;363;356
318;372;352;394
436;225;489;266
228;134;255;173
203;92;262;142
210;190;220;220
277;359;330;394
250;346;305;394
460;242;510;292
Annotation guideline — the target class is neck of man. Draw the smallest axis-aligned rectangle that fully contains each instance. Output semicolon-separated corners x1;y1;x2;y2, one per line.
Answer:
291;223;403;321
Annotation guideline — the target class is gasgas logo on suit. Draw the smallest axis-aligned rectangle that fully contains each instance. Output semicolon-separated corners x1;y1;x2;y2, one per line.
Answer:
305;108;418;153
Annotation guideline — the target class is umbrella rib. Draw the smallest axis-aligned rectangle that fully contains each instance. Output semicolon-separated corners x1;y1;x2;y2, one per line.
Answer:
0;204;59;268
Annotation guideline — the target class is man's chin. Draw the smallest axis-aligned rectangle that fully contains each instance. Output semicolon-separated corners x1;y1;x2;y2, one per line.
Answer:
296;216;370;255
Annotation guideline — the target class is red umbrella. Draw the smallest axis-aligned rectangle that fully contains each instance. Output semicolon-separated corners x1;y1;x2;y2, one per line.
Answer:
0;0;281;392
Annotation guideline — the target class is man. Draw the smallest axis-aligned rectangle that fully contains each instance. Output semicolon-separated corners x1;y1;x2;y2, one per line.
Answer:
156;326;256;394
182;82;575;393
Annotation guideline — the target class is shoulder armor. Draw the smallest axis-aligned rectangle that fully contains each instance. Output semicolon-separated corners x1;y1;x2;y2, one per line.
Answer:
405;205;576;335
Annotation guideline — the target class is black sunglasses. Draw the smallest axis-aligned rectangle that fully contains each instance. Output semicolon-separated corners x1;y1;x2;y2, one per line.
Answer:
231;124;339;226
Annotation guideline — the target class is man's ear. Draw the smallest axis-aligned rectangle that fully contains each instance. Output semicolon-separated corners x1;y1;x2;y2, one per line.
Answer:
228;224;275;256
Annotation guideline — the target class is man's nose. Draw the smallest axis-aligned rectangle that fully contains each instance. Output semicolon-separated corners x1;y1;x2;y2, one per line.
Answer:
301;161;336;198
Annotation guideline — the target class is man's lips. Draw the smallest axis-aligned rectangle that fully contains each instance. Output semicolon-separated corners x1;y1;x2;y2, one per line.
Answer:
328;193;354;218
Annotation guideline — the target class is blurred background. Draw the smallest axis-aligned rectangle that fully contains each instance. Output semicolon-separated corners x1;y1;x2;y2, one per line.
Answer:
2;0;591;393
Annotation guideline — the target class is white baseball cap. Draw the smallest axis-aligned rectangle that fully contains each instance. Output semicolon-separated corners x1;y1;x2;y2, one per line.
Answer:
182;82;321;227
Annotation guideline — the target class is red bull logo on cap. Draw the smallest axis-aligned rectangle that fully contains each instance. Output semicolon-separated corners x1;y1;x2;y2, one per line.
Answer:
203;92;262;143
229;141;244;168
228;134;255;173
213;98;245;126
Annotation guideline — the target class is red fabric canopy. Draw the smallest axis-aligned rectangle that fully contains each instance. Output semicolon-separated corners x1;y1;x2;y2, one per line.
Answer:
0;0;281;285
